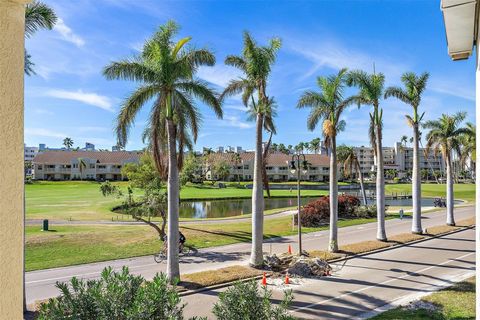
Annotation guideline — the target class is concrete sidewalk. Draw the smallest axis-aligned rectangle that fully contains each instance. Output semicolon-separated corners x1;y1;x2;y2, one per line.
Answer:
26;206;474;305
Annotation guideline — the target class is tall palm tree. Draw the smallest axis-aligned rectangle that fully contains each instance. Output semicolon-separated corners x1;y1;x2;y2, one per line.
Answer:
297;68;355;252
347;69;387;241
337;145;368;206
24;1;57;75
385;72;429;234
424;112;467;226
231;152;242;183
63;137;74;150
400;135;408;147
221;32;281;266
103;21;222;281
460;122;476;179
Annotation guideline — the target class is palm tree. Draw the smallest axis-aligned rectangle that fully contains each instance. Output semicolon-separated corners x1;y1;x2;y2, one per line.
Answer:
347;69;387;241
246;96;277;197
297;68;355;252
231;152;242;182
460;122;476;179
63;137;74;150
309;138;321;154
385;72;429;234
77;158;86;180
220;32;281;266
337;145;368;206
103;21;222;282
400;135;408;147
278;143;288;154
24;1;57;75
424;112;467;226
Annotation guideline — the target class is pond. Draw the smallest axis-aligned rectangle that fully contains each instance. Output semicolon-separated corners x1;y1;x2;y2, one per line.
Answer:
179;195;462;219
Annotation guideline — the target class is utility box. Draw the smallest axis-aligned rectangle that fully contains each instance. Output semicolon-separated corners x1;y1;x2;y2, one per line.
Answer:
42;219;49;231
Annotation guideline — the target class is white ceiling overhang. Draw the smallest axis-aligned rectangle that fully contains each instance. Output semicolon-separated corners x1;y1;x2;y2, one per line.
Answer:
441;0;478;60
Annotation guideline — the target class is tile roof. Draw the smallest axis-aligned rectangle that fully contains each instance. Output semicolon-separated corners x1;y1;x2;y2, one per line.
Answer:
206;152;330;166
33;151;142;164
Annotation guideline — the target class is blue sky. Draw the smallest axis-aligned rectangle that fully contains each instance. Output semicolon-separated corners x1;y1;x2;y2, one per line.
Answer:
25;0;475;151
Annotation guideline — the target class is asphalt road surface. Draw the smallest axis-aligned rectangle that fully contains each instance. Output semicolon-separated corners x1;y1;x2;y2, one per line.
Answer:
26;206;474;307
182;227;476;319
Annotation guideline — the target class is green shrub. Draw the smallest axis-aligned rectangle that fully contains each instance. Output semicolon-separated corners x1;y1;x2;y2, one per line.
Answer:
353;205;377;218
212;280;295;320
38;267;186;320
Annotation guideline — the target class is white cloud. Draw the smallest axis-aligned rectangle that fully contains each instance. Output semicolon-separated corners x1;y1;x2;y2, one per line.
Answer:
429;78;475;101
221;115;254;129
76;126;110;133
33;108;54;115
197;65;243;88
287;37;408;84
45;89;114;112
25;128;67;139
54;18;85;47
224;104;248;112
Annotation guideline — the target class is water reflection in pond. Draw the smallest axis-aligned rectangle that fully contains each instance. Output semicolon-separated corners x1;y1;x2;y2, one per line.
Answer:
179;197;317;219
179;195;461;219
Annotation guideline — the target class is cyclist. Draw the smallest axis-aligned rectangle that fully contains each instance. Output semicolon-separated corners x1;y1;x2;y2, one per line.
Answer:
162;231;187;253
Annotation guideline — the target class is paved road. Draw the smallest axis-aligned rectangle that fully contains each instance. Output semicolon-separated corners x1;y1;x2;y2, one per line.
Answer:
26;206;474;306
183;227;476;319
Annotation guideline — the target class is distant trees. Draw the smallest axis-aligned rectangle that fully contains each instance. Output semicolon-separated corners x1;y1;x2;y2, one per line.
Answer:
213;160;231;181
63;137;74;149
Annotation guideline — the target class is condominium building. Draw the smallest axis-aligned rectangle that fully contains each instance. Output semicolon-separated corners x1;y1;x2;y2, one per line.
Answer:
204;152;330;182
352;142;445;176
33;151;141;181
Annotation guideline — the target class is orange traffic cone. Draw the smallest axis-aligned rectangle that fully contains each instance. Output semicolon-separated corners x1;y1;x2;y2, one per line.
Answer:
285;273;290;285
288;244;292;254
261;272;267;286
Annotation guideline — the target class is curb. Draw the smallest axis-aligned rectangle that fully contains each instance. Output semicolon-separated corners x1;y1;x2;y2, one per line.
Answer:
177;224;475;297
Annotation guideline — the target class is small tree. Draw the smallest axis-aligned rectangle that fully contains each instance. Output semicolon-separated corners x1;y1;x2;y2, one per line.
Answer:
213;160;230;181
180;154;204;185
212;281;294;320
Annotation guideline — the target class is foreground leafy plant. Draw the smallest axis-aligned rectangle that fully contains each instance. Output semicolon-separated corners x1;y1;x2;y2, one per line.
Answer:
38;266;186;320
212;280;295;320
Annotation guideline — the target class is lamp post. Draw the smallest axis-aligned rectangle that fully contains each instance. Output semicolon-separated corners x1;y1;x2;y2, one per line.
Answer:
289;153;309;256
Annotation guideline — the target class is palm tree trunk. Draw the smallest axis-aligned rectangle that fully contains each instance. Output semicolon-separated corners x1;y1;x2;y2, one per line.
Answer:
262;131;273;198
329;135;338;252
445;153;455;226
250;113;264;266
375;123;387;241
412;123;422;234
355;159;367;206
166;119;180;282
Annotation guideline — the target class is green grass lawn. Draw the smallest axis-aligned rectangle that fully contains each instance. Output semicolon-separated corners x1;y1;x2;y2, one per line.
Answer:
372;277;475;320
26;181;475;221
25;181;329;221
385;183;475;202
25;215;379;271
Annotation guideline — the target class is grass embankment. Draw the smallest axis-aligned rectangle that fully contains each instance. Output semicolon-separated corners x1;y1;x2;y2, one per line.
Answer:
372;277;476;320
26;181;329;221
26;215;378;271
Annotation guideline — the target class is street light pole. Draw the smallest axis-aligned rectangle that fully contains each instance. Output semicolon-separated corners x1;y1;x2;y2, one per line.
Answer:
290;153;308;256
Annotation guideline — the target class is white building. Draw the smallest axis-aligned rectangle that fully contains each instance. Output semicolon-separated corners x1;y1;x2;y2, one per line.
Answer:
352;142;445;177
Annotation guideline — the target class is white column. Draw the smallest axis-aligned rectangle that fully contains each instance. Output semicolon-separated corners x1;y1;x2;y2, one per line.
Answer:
476;25;480;316
0;0;29;318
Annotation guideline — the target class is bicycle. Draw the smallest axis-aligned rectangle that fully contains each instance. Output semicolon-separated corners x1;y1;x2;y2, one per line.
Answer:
153;242;196;263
